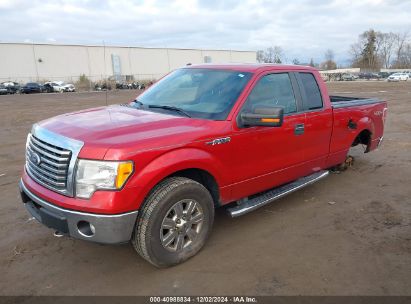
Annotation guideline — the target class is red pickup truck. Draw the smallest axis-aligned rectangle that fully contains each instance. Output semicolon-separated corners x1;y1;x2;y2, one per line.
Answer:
20;64;387;267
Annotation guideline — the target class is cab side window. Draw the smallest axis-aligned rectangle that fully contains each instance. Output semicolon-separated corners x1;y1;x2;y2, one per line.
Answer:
242;73;297;114
299;72;323;110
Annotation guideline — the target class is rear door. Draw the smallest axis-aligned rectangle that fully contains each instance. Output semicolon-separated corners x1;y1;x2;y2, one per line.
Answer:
295;72;333;172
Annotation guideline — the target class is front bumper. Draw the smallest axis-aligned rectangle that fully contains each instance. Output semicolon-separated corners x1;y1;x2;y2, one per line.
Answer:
19;179;138;244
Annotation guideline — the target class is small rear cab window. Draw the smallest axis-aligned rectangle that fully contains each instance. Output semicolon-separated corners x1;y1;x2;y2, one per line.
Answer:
299;72;323;110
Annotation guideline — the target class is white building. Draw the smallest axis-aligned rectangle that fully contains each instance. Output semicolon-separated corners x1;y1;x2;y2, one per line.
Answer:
0;43;256;83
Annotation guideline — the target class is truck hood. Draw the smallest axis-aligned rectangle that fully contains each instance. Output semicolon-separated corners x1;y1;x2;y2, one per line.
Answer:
37;104;227;159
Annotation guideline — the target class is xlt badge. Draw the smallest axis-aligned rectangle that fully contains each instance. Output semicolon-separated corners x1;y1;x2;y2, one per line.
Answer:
206;137;231;146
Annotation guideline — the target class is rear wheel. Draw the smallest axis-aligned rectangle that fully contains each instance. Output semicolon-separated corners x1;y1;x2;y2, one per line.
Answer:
132;177;214;267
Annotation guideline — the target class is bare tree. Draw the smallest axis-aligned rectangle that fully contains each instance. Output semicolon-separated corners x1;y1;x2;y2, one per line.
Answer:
378;32;397;68
255;46;284;63
292;58;300;65
399;43;411;68
256;50;265;63
395;31;409;63
350;41;362;66
350;29;411;69
393;43;411;68
321;49;337;70
265;46;284;63
392;31;410;68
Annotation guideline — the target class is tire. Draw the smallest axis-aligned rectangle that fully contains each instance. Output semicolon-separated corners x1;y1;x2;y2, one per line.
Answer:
132;177;215;267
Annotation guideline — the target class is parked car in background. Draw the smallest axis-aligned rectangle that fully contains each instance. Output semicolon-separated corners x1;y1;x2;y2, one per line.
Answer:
94;83;112;91
0;84;8;95
44;82;65;93
378;72;391;79
20;83;44;94
43;83;55;93
320;74;329;82
341;73;356;81
387;73;409;82
115;82;146;90
62;83;76;92
1;82;21;94
116;82;130;90
359;72;381;80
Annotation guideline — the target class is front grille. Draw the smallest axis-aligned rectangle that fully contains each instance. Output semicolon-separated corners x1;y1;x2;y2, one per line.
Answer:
26;134;72;193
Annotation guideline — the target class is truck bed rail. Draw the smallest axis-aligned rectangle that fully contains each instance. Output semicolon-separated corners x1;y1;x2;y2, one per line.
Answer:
330;96;383;108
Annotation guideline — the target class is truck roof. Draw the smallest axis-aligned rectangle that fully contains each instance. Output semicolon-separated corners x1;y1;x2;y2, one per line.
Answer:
185;63;317;73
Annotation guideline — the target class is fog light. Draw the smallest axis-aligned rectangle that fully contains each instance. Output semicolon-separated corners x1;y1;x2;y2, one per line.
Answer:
77;221;95;237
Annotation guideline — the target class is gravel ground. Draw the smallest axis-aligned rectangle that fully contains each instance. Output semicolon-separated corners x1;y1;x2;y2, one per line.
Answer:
0;81;410;295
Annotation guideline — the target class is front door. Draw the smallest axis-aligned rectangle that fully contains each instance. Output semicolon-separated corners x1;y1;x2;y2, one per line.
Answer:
228;72;307;200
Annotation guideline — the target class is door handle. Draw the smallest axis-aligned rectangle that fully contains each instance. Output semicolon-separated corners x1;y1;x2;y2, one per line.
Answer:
294;123;305;135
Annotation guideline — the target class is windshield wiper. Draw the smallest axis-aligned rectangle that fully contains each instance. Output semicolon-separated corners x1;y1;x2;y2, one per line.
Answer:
132;99;144;107
148;105;191;118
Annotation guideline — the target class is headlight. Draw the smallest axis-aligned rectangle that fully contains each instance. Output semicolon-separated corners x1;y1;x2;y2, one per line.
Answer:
75;159;133;199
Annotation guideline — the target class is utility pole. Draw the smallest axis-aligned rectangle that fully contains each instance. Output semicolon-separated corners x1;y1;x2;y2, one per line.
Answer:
32;42;39;82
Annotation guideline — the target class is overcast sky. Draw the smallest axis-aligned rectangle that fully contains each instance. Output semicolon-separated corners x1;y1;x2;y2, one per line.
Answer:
1;0;410;65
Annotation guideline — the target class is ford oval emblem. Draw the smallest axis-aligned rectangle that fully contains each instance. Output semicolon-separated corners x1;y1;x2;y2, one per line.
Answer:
30;151;42;165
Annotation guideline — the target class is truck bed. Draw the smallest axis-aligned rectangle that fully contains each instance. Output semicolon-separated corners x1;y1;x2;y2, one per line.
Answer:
330;96;383;108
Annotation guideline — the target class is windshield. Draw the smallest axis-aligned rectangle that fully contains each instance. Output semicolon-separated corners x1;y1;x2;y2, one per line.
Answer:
135;68;252;120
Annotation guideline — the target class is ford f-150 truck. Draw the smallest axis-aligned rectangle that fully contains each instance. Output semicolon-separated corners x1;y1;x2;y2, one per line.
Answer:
20;64;387;267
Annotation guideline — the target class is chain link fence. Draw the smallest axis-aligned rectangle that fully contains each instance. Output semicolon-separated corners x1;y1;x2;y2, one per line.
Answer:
0;73;163;93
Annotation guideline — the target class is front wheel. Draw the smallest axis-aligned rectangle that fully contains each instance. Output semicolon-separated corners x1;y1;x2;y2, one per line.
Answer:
132;177;215;267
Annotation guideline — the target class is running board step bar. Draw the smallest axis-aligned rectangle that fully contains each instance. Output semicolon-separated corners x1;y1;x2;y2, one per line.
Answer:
227;170;329;217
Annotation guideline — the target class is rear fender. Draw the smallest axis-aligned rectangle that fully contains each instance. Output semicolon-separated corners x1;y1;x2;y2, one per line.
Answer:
327;116;375;168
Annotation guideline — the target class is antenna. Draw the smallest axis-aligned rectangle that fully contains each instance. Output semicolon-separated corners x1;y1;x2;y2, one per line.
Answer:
103;40;108;106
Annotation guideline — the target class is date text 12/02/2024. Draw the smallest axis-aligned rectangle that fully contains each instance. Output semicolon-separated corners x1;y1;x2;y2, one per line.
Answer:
149;296;257;303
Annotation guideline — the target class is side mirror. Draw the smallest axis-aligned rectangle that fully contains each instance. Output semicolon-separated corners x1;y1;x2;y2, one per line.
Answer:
239;107;284;127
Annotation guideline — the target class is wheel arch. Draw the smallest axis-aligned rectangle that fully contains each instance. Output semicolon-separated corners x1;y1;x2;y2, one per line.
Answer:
352;128;372;152
168;168;220;207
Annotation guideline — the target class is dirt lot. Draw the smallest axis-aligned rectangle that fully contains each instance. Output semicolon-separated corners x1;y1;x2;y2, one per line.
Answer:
0;81;410;295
